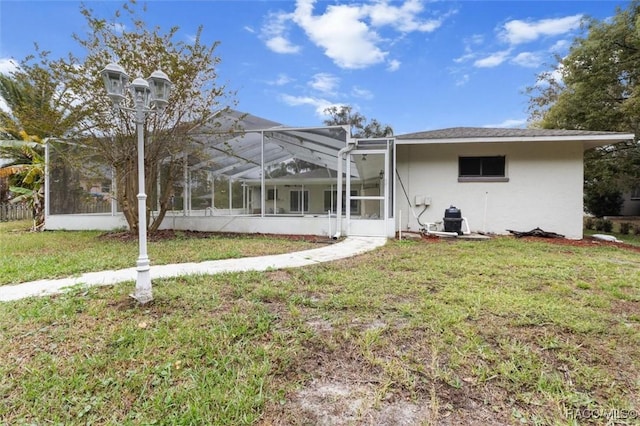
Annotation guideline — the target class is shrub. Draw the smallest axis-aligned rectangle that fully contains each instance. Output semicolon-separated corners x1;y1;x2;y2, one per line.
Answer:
634;225;640;236
584;217;596;230
594;218;613;232
619;222;632;235
584;188;623;218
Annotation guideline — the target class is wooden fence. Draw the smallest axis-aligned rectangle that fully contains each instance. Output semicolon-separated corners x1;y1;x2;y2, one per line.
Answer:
0;203;33;222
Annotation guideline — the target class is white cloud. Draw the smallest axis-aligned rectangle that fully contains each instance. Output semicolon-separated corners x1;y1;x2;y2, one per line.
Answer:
292;0;386;69
308;73;340;95
454;34;485;63
387;59;401;71
266;36;301;54
483;118;527;128
473;49;511;68
549;65;564;84
500;15;583;45
111;23;126;35
261;11;302;54
454;52;475;64
364;0;445;33
535;62;565;87
244;26;255;34
455;74;470;87
267;73;294;86
0;58;18;75
351;86;373;100
261;0;452;70
511;51;544;68
280;93;333;116
0;59;18;113
549;39;570;52
468;34;485;45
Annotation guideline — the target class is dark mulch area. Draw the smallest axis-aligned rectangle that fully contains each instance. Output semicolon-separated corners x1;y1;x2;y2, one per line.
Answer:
98;229;338;244
98;229;640;253
417;232;640;253
522;235;640;253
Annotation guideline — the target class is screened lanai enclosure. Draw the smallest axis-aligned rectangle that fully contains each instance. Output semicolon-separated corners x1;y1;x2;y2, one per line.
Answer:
45;110;396;238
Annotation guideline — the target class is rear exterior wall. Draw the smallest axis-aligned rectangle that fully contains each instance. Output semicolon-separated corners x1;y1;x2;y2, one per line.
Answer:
395;141;584;239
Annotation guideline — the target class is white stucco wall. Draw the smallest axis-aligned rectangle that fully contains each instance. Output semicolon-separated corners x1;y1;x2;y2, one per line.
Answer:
159;215;337;237
44;213;129;231
45;212;341;236
396;141;585;239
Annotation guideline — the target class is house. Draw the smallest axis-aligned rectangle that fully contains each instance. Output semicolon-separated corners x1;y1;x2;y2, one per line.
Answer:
395;127;634;239
44;111;634;239
621;188;640;216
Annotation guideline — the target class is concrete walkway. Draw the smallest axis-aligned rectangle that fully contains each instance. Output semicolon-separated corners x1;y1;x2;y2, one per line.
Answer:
0;236;387;302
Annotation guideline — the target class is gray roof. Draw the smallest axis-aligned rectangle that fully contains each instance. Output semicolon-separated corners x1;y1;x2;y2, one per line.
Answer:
395;127;635;150
396;127;631;140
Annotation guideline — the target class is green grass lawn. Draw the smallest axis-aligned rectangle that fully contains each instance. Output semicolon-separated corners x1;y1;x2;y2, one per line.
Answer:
0;220;318;285
1;226;639;425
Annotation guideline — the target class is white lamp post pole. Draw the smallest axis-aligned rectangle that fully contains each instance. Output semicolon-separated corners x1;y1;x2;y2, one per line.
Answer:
133;90;152;303
101;64;172;304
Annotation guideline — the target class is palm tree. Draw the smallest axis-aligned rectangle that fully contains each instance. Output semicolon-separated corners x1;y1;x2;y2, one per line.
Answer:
0;136;45;230
0;60;84;230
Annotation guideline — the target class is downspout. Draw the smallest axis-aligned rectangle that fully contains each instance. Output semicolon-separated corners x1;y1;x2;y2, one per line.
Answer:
260;131;265;218
183;159;188;217
334;135;357;239
44;139;50;224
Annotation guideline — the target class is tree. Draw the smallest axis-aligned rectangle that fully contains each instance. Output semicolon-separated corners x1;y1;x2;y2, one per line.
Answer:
55;0;233;234
584;183;624;217
266;158;321;178
0;137;45;230
527;2;640;215
323;105;393;138
0;56;89;230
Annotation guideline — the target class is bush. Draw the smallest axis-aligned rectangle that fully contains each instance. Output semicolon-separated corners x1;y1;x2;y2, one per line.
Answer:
619;222;632;235
584;187;623;218
594;218;613;232
634;225;640;236
584;217;596;230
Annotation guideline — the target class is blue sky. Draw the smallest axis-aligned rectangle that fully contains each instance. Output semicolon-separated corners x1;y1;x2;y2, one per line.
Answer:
0;0;631;134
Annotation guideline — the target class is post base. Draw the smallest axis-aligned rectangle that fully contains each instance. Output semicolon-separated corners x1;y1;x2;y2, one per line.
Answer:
129;292;153;305
132;260;153;304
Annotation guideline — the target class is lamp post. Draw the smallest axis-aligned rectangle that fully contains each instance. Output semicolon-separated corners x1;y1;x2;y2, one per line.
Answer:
100;63;172;304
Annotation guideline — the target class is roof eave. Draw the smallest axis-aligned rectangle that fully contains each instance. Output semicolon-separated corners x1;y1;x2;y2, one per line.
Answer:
395;134;635;151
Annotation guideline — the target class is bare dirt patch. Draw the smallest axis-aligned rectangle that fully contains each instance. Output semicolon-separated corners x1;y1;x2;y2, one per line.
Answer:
287;379;432;426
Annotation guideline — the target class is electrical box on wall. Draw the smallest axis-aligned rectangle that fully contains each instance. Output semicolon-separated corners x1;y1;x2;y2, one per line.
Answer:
414;195;431;206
